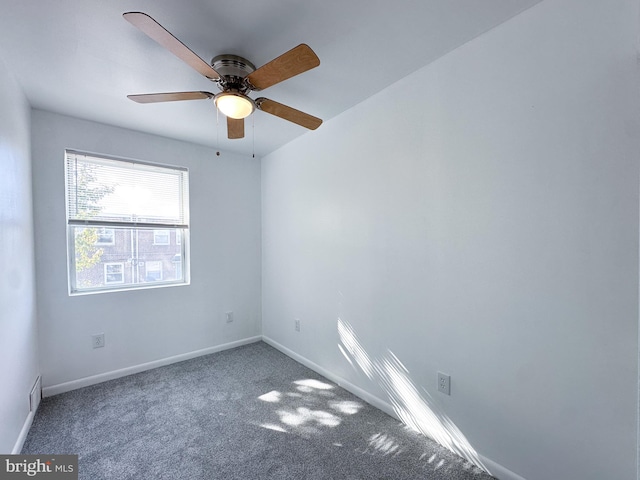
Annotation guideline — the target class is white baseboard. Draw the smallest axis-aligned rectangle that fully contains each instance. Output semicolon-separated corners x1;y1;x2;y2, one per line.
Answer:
480;455;528;480
12;376;42;454
43;336;262;397
262;335;526;480
12;409;36;454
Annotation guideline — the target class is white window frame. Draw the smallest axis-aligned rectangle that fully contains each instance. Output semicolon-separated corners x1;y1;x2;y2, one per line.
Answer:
104;263;124;284
65;150;190;295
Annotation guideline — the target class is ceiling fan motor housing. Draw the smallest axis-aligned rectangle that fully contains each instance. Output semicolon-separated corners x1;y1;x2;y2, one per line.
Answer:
211;54;256;93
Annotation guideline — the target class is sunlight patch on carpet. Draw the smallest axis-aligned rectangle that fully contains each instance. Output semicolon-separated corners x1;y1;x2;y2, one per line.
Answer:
260;423;288;433
294;379;334;390
258;390;282;403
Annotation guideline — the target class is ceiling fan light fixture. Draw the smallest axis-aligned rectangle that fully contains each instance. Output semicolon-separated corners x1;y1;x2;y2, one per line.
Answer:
215;92;255;119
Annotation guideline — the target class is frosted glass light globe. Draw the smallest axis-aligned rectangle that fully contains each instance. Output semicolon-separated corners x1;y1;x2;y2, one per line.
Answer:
215;93;255;119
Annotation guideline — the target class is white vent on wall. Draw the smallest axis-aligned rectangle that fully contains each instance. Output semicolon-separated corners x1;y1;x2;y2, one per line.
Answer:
29;376;41;413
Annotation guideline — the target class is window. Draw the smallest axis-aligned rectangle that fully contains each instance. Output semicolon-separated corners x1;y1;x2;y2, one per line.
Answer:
104;263;124;284
145;261;163;281
95;227;115;245
172;253;183;279
153;229;170;245
65;150;190;294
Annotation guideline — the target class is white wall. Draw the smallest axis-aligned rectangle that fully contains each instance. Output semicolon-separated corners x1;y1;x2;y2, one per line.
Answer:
0;59;39;452
262;1;640;479
31;110;261;390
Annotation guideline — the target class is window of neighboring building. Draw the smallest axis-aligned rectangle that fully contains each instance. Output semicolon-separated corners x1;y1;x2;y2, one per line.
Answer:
145;261;163;282
104;263;124;284
95;227;115;245
153;229;170;245
176;230;181;245
172;253;183;280
65;150;190;294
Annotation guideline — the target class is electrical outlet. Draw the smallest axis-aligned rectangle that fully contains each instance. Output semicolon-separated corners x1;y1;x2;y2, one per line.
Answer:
92;333;105;349
438;372;450;395
294;319;301;332
225;311;234;323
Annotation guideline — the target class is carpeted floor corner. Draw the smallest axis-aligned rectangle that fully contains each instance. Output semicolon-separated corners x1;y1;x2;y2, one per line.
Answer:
22;342;496;480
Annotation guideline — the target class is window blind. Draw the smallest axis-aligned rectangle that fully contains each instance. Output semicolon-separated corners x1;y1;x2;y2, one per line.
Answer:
65;150;189;228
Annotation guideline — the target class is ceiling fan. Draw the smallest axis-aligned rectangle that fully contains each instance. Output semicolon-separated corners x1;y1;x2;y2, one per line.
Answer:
123;12;323;140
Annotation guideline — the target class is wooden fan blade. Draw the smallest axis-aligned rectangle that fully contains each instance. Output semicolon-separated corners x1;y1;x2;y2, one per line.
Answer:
123;12;220;80
127;91;214;103
246;44;319;91
256;98;322;130
227;117;245;139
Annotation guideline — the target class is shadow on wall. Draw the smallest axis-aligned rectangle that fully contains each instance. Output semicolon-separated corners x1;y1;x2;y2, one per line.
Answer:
337;317;490;474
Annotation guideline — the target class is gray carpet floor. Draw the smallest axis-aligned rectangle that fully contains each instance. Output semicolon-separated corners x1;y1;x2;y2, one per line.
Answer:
22;342;496;480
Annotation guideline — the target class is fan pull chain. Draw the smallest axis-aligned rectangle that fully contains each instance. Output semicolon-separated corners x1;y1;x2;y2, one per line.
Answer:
216;106;221;156
252;115;255;158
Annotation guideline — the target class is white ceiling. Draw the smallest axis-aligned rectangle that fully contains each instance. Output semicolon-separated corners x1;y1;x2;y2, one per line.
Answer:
0;0;541;157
